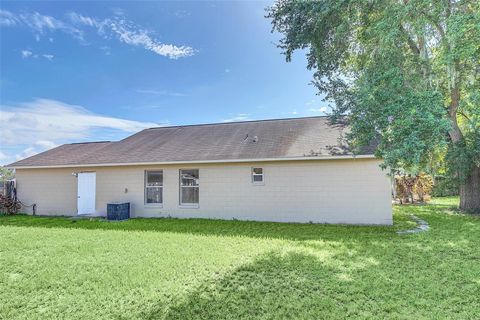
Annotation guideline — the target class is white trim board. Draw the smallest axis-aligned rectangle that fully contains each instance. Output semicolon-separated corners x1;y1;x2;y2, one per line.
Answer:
9;155;376;170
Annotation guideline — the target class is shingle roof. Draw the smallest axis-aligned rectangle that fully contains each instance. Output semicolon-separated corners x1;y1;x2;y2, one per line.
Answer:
8;116;375;168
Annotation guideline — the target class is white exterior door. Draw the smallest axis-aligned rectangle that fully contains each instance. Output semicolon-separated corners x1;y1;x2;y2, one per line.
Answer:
77;172;96;215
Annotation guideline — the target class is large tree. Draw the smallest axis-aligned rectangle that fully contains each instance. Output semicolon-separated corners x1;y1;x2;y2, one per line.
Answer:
268;0;480;212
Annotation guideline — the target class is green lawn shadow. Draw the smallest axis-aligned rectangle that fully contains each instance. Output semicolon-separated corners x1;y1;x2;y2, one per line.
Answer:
155;245;463;319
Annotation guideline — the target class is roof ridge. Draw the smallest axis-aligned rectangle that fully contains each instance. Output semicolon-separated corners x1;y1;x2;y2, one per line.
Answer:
145;115;332;130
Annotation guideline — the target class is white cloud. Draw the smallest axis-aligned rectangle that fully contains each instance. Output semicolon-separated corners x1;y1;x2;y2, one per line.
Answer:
135;89;186;97
174;10;191;19
0;151;6;160
0;98;160;145
222;113;250;123
281;110;300;116
42;54;54;61
111;8;125;16
15;147;38;161
0;98;160;162
35;140;57;149
0;10;83;39
306;99;329;114
68;12;195;59
21;49;33;58
67;12;99;28
0;9;18;26
23;12;62;32
14;141;57;161
100;45;111;55
309;107;328;113
225;68;231;73
20;49;54;61
107;19;195;59
3;10;84;40
2;9;195;59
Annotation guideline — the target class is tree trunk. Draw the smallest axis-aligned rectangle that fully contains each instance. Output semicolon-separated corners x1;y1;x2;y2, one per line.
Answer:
447;86;463;142
459;165;480;213
446;84;479;213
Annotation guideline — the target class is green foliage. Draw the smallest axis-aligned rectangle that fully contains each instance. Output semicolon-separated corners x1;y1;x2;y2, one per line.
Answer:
446;130;480;183
432;176;459;197
0;167;14;181
267;0;480;179
1;198;479;319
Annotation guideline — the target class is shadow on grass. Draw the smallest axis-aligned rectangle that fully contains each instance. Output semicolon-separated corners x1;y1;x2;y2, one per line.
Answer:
156;251;362;319
155;249;413;319
153;213;479;319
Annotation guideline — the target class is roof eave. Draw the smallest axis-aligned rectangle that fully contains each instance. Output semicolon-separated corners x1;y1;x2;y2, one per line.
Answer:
8;154;376;169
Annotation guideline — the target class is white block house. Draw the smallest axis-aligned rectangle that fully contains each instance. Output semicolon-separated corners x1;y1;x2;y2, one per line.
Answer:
7;117;392;225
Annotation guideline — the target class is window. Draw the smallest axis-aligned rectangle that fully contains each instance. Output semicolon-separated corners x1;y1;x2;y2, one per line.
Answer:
145;171;163;205
180;169;199;206
252;167;264;184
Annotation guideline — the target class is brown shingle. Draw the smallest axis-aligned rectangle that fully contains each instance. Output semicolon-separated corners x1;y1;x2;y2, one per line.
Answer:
8;116;375;167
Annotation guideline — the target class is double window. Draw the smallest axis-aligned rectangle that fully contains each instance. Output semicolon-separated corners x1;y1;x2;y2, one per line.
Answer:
146;168;265;206
145;171;163;205
180;169;199;206
144;169;200;207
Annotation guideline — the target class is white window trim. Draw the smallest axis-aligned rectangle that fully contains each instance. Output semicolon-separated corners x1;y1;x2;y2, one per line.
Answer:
145;170;163;207
179;169;199;208
251;167;265;185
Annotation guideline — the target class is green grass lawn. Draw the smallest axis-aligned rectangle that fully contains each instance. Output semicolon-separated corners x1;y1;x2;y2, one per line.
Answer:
1;197;479;319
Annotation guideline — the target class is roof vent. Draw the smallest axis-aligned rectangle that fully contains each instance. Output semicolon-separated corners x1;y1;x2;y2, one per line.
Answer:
252;136;258;143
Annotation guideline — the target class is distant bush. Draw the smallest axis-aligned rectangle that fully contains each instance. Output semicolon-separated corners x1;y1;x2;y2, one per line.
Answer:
432;176;459;197
395;173;433;203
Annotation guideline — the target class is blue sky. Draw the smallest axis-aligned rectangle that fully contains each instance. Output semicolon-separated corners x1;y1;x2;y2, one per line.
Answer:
0;1;328;165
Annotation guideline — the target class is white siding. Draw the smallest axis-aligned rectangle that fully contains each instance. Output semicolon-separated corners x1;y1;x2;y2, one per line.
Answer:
15;159;392;225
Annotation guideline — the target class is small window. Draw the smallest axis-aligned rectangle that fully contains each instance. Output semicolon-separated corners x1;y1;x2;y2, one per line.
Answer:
145;171;163;205
180;169;199;205
252;167;264;184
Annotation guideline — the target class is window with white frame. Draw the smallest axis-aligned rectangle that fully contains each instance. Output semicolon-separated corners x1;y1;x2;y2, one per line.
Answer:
180;169;199;205
145;171;163;205
252;167;264;184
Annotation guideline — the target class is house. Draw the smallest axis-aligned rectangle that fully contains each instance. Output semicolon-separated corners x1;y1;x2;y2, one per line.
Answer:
7;116;392;225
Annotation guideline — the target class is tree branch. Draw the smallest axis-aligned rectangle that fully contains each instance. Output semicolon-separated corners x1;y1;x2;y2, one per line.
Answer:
418;9;446;40
448;78;464;143
458;110;470;122
399;24;420;56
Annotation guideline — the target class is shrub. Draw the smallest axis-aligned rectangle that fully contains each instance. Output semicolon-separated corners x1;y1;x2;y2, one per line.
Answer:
432;176;459;197
395;173;433;203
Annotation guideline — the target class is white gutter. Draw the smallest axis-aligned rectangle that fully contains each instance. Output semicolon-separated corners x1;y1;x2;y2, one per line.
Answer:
9;155;376;170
